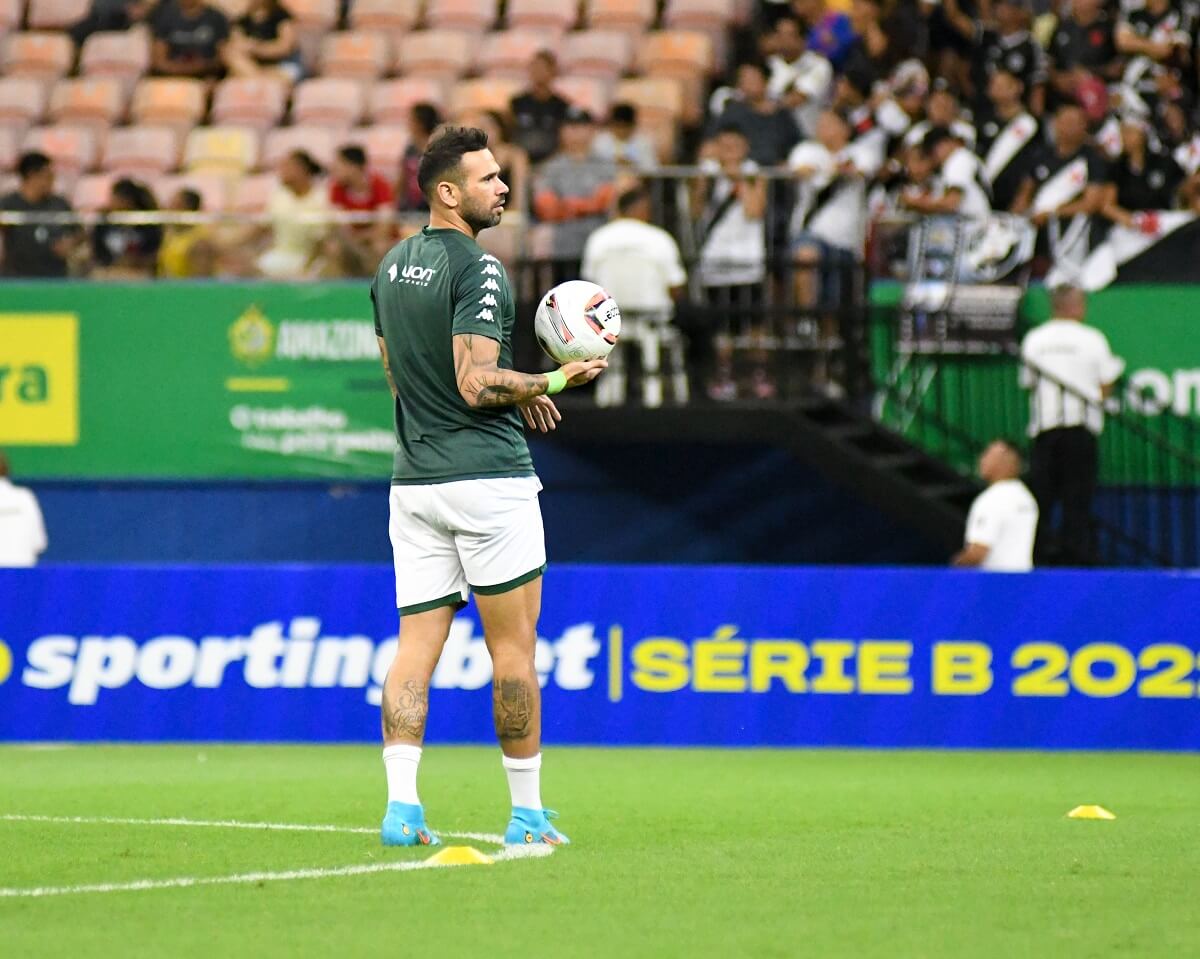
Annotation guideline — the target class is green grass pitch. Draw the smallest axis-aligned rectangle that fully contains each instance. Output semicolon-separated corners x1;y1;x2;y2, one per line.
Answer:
2;745;1198;958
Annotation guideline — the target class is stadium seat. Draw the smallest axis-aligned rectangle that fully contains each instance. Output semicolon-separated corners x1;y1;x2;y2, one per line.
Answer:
345;124;408;178
285;0;340;73
0;126;18;172
349;0;422;32
319;31;390;81
48;77;127;128
131;78;207;128
292;77;366;127
79;30;151;84
211;77;289;131
369;77;447;125
424;0;497;33
480;30;560;80
560;30;634;80
663;0;736;29
0;77;50;130
449;78;522;118
22;124;98;175
151;172;229;211
584;0;656;33
555;76;613;120
507;0;580;31
613;75;685;143
228;171;276;213
3;32;74;80
71;172;116;212
26;0;90;30
184;126;260;175
638;31;714;124
103;125;182;175
395;30;474;80
261;125;338;170
0;0;21;34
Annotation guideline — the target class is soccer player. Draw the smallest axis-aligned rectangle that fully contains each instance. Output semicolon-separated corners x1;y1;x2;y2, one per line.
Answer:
371;126;606;847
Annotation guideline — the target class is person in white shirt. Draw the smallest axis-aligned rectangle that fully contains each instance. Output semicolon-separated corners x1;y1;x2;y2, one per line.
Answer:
257;149;330;279
902;127;992;221
764;14;833;139
953;439;1039;572
1020;284;1125;564
581;185;688;406
0;452;48;567
589;102;658;172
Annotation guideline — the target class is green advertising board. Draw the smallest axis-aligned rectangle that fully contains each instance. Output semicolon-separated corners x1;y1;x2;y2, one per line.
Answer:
1;282;396;479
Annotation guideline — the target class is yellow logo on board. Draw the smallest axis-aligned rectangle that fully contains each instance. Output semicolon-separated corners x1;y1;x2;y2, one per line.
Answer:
0;314;79;445
228;305;276;365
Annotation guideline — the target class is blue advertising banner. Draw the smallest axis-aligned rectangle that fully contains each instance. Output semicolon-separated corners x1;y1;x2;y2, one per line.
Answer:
0;565;1198;750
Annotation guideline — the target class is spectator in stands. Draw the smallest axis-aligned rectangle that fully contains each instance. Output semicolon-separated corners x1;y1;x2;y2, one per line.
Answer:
1020;284;1124;565
842;0;920;82
70;0;158;54
1114;0;1192;123
327;144;394;271
693;124;769;401
151;0;230;80
1099;115;1186;230
590;103;658;172
223;0;301;83
257;149;329;279
903;82;976;151
974;68;1041;212
952;439;1038;572
459;109;531;216
1048;0;1120;119
940;0;1047;114
532;106;617;279
396;103;442;214
763;14;832;139
791;0;856;69
510;50;571;165
0;452;48;568
0;152;77;278
158;187;216;278
709;61;802;166
904;127;992;220
91;178;162;279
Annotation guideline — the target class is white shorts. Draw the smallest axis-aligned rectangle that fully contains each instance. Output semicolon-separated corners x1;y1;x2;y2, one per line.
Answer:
388;476;546;615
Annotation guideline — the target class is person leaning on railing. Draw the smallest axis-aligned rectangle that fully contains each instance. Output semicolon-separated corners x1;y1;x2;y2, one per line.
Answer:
0;152;81;278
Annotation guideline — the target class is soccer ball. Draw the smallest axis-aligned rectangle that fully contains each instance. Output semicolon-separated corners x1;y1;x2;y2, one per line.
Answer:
533;280;621;364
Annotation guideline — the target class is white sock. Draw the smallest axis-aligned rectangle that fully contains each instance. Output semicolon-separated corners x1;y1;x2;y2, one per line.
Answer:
383;744;422;805
502;752;543;810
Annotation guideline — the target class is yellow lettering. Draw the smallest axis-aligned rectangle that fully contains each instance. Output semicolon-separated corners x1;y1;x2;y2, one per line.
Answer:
932;642;994;695
692;626;746;692
630;638;689;693
858;641;913;694
1070;643;1136;698
1012;643;1070;697
810;640;856;694
749;641;809;693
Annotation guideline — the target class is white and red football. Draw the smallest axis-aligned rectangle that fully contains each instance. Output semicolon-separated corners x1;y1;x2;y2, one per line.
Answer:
533;280;622;364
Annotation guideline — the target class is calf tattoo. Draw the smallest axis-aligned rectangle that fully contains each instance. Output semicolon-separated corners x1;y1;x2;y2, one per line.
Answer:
382;680;428;740
493;678;533;741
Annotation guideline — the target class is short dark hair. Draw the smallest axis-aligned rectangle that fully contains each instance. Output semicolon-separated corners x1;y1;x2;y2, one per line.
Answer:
989;437;1024;460
532;49;557;68
289;149;323;177
411;101;442;137
736;59;768;79
17;151;51;179
177;188;202;211
617;184;649;215
920;126;957;155
417;126;489;201
715;121;747;139
338;144;367;168
610;102;637;126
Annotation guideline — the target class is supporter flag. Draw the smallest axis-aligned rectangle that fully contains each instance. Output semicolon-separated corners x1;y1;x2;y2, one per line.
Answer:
1081;212;1200;291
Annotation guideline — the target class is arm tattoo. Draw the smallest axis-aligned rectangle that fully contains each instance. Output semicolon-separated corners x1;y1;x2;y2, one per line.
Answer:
376;336;399;399
454;333;547;408
492;678;533;742
381;679;429;741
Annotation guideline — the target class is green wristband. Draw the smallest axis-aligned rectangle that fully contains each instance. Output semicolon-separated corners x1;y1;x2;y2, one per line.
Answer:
545;370;567;395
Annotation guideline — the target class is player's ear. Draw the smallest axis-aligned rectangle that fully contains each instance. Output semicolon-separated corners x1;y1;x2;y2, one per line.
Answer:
437;179;460;209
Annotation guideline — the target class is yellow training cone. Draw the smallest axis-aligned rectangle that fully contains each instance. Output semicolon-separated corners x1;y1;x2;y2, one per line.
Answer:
1067;805;1116;820
426;845;494;866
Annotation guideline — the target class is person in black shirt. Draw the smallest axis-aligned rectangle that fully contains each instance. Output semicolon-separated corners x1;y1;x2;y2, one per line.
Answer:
151;0;229;79
69;0;157;53
0;152;78;278
509;50;570;165
942;0;1047;113
974;68;1041;211
223;0;300;82
1048;0;1121;116
1100;115;1185;229
91;178;163;278
708;61;803;165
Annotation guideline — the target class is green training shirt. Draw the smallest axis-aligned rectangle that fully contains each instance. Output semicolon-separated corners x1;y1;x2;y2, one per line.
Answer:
371;226;534;485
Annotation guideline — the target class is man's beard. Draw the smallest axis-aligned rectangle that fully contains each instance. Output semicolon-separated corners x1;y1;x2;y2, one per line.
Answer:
461;196;504;234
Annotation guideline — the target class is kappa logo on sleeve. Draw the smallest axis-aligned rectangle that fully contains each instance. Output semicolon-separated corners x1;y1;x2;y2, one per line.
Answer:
481;278;501;292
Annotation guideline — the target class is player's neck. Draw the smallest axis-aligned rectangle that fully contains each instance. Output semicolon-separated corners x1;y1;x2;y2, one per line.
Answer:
427;209;477;240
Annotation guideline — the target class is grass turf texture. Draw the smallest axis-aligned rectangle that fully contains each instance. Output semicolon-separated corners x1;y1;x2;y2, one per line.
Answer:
2;746;1198;958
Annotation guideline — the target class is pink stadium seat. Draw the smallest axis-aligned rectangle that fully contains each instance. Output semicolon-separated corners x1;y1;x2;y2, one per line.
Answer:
103;125;182;175
369;77;447;125
211;77;289;131
555;76;613;120
72;172;117;213
639;30;714;76
663;0;736;29
184;125;260;175
292;77;366;127
396;30;473;80
319;31;391;80
613;76;684;123
48;77;127;127
23;124;98;175
344;124;409;178
480;30;560;80
507;0;580;31
425;0;496;33
151;172;229;211
3;32;74;80
261;125;338;170
448;78;522;118
79;30;151;84
228;172;277;213
131;78;207;128
282;0;338;29
349;0;422;32
560;30;634;80
584;0;656;33
26;0;90;29
0;77;50;130
0;126;18;172
0;0;21;33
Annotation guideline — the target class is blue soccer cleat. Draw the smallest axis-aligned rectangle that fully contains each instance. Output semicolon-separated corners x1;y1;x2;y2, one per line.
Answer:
381;801;440;847
505;807;570;846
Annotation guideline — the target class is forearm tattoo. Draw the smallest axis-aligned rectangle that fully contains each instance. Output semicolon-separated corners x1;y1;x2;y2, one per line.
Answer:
382;679;429;740
455;334;546;408
492;678;533;742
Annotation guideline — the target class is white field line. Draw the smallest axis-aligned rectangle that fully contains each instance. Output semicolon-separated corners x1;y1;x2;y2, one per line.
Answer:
0;814;554;898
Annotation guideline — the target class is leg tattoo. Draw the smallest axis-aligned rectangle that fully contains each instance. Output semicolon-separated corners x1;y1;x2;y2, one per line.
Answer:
492;678;532;742
382;679;429;741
